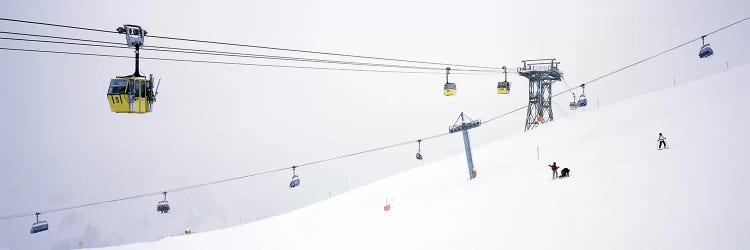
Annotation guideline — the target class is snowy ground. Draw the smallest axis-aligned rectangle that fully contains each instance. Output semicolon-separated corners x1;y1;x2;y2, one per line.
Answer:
91;64;750;250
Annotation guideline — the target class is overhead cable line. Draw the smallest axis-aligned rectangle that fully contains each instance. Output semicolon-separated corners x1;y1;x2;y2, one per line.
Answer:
0;17;502;70
1;14;747;222
0;17;116;34
550;15;750;98
0;47;490;75
296;132;452;167
0;130;453;221
0;34;498;72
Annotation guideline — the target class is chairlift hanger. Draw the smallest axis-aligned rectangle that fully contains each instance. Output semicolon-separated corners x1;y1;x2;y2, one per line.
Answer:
415;140;423;160
569;92;577;110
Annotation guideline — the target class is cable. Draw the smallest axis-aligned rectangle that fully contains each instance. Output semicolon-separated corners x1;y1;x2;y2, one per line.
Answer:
1;14;747;223
0;31;121;45
0;130;453;221
0;34;498;73
549;15;750;98
0;47;491;75
296;132;452;167
0;17;502;70
0;17;116;34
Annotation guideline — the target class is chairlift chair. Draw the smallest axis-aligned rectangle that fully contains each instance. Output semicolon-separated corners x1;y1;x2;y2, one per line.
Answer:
156;192;170;213
699;35;714;58
30;213;48;234
577;95;588;107
443;67;456;96
576;84;587;107
289;166;300;188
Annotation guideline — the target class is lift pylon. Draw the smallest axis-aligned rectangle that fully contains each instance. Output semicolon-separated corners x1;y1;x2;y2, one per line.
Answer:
517;59;562;131
449;112;481;180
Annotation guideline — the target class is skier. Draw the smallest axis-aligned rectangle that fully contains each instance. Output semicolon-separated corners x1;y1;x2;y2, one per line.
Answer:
560;168;570;178
658;133;668;150
549;162;559;179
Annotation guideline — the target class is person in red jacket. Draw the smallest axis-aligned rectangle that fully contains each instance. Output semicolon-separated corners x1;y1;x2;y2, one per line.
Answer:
549;162;559;179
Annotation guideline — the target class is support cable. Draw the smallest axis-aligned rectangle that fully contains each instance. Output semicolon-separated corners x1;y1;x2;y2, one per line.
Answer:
0;131;451;220
0;47;491;75
0;34;496;73
0;17;502;70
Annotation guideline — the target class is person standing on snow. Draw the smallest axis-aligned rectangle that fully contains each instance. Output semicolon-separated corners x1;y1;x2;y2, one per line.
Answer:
658;133;668;150
549;162;559;179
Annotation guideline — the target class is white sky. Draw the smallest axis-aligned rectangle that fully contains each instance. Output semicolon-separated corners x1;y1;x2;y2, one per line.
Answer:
0;0;748;249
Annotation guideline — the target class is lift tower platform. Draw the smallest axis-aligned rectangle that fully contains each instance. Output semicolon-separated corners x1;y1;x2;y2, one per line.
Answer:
517;59;562;131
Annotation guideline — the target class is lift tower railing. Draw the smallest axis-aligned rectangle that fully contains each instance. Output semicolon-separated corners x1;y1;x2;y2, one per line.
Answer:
517;59;562;131
449;112;481;180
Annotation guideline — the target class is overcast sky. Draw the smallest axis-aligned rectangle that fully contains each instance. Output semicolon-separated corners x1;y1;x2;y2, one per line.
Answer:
1;0;749;249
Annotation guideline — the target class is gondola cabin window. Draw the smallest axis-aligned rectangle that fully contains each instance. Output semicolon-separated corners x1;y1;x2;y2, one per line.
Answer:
108;79;127;94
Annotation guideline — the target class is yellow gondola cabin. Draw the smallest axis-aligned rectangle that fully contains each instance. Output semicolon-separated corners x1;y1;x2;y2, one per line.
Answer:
107;76;156;114
444;82;457;96
497;81;510;94
497;66;510;94
108;24;159;114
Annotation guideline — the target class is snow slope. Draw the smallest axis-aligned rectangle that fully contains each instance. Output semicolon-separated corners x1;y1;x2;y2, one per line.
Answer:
92;64;750;250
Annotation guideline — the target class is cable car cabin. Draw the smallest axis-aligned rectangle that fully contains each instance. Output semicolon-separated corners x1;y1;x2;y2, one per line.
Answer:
107;76;155;114
157;201;170;213
30;221;48;234
569;102;577;110
699;44;714;58
497;81;510;94
416;152;423;160
444;82;456;96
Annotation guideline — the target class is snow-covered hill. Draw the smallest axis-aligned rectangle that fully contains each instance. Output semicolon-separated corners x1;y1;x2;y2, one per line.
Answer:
91;64;750;250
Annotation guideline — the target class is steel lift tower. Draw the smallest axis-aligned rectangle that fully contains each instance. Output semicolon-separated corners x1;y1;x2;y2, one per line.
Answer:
449;112;481;180
517;59;562;131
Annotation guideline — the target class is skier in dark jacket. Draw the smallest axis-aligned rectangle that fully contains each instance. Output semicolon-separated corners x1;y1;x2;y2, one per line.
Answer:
549;162;559;179
560;168;570;178
658;133;668;150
